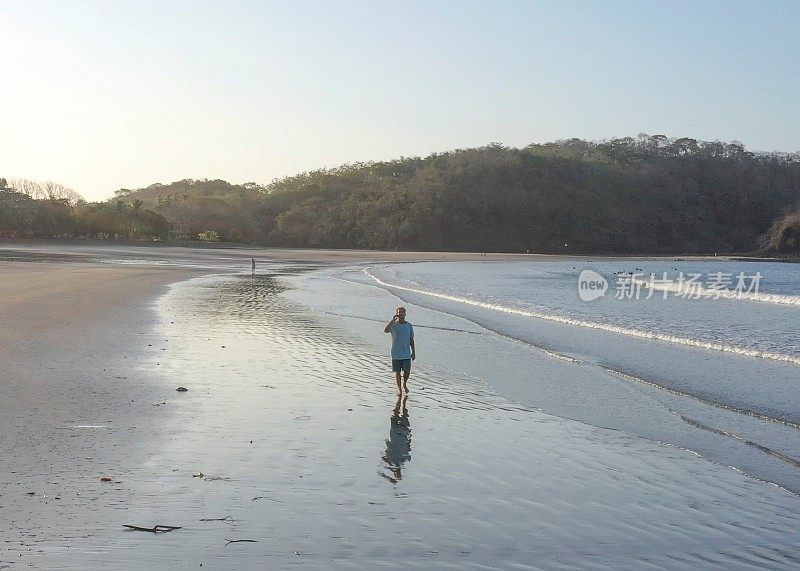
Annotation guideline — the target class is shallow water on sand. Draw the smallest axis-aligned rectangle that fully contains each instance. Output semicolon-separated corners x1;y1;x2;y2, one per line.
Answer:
292;261;800;495
44;269;800;569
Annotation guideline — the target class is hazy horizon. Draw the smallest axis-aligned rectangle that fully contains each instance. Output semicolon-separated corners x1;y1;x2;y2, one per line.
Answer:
2;0;798;202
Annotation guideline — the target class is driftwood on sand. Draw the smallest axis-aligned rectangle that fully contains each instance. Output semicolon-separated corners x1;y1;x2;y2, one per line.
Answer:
123;524;182;533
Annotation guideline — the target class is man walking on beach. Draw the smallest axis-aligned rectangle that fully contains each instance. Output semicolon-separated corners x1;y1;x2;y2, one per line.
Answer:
384;306;415;394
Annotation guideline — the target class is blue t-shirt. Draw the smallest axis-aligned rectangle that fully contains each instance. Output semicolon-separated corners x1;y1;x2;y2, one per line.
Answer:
389;322;414;359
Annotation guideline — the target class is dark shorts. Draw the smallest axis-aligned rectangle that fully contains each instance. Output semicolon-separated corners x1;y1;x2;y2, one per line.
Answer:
392;359;411;374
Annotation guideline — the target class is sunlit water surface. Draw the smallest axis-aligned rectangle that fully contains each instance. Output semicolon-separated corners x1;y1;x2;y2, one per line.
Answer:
81;266;800;569
285;260;800;495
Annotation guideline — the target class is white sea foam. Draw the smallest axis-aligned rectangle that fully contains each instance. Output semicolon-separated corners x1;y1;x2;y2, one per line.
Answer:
632;277;800;306
365;268;800;366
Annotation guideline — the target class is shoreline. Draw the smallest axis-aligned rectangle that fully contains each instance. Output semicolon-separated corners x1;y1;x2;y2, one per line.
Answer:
287;264;800;493
0;238;790;263
124;270;800;567
3;247;800;568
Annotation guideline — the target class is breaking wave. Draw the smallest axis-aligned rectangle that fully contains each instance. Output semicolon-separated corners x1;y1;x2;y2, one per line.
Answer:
365;268;800;366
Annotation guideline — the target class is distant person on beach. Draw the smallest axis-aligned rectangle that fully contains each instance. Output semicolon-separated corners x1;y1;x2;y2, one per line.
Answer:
384;306;415;394
251;258;255;274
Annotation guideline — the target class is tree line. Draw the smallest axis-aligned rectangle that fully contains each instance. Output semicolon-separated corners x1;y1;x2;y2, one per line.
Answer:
0;178;172;241
3;135;800;254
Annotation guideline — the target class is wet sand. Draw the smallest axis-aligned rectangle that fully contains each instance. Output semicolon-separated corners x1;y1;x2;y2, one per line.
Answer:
0;240;550;264
2;249;800;569
0;262;197;568
0;239;749;265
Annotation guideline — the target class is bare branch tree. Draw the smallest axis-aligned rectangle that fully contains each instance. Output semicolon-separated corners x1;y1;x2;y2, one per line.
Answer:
9;178;85;206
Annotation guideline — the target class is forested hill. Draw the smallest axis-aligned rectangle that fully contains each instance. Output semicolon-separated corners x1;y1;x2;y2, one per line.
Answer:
256;137;800;254
3;135;800;254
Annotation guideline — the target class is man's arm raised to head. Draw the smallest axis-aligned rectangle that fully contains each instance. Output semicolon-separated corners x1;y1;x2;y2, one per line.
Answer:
384;316;398;333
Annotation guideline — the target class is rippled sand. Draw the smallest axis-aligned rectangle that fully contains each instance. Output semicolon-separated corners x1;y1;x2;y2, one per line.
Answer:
21;272;793;569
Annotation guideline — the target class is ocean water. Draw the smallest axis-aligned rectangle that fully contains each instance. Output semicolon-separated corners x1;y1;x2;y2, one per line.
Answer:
285;259;800;495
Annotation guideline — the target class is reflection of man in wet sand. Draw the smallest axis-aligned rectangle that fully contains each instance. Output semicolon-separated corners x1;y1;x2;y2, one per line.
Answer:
384;306;415;394
381;394;411;483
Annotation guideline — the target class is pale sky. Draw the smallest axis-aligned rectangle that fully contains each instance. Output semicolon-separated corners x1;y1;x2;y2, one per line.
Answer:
2;0;798;201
